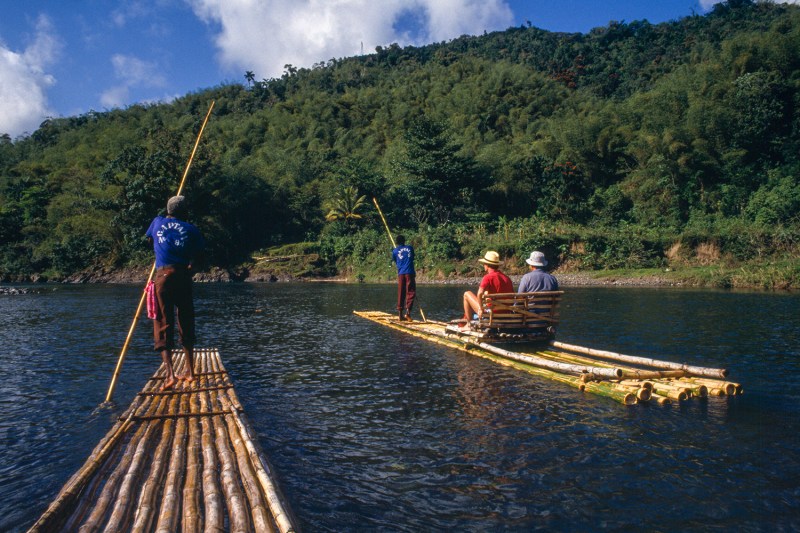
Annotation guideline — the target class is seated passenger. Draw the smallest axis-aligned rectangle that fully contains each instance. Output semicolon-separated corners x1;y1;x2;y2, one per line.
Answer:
460;251;513;330
518;251;558;293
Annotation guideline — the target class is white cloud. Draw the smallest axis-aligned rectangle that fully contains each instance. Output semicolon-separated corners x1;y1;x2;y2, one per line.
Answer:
100;54;167;109
111;54;166;87
0;15;60;138
188;0;514;81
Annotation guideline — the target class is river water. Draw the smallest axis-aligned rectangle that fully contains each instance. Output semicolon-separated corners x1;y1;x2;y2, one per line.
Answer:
0;283;798;531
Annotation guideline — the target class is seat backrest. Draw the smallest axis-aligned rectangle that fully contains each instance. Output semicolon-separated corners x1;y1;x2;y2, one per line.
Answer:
477;291;564;329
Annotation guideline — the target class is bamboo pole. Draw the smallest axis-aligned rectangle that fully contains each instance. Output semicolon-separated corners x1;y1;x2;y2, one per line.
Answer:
131;417;175;532
77;393;168;533
535;349;621;371
612;382;653;401
372;197;396;248
154;406;188;532
669;380;709;398
212;405;251;532
617;369;688;380
551;340;729;379
683;377;739;396
104;392;178;532
199;370;224;532
104;100;215;404
182;386;202;533
211;351;274;531
579;381;638;405
649;392;673;405
224;414;274;532
465;337;624;380
617;380;654;390
650;385;689;401
153;367;190;532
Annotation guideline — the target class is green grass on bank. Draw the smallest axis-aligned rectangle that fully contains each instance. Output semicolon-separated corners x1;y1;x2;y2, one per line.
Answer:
246;240;799;290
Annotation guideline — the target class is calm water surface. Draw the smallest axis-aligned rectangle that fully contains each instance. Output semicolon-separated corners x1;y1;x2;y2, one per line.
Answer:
0;283;798;531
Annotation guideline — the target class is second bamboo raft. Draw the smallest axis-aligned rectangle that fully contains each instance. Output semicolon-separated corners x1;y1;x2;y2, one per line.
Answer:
355;311;741;406
29;348;295;533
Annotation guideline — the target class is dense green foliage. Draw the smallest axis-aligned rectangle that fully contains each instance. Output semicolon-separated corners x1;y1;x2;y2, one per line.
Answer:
1;0;798;283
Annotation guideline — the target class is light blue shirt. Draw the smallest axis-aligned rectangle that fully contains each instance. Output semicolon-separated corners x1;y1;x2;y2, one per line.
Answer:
518;269;558;293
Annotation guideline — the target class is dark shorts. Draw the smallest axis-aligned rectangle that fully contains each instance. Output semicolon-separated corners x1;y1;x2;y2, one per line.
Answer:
153;265;196;351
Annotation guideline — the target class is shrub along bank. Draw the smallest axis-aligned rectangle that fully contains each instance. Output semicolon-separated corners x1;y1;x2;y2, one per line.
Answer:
260;217;800;290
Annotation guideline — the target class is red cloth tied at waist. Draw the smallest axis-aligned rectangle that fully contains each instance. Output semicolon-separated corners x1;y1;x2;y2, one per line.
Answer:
146;280;161;320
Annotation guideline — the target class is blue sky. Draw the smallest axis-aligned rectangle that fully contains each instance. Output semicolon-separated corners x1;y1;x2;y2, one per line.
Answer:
0;0;765;138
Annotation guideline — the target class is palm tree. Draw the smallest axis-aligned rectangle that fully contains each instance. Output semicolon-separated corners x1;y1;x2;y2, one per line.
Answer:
324;186;367;222
244;71;255;87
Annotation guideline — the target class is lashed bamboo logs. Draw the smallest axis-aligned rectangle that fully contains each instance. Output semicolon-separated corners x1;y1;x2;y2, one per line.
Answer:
551;340;728;379
78;395;168;533
354;311;742;409
30;348;295;533
369;314;636;404
215;354;295;533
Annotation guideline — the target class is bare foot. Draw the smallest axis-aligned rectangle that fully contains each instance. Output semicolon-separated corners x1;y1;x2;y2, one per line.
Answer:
160;377;177;391
178;373;195;383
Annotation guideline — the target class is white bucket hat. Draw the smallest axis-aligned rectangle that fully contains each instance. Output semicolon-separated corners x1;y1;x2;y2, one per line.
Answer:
525;251;547;267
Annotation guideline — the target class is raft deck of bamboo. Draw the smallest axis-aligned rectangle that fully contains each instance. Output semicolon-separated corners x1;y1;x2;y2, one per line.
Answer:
355;311;742;406
29;348;295;533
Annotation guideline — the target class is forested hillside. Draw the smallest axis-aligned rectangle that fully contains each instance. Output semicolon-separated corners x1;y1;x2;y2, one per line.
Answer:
1;0;799;287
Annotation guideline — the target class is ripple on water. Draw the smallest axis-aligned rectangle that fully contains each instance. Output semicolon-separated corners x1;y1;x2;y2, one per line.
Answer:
1;284;799;531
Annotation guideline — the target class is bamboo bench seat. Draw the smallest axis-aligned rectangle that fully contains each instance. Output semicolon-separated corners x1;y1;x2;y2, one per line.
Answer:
474;290;564;339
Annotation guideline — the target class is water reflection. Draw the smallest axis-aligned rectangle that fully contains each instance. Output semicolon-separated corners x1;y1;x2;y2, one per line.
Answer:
0;284;798;531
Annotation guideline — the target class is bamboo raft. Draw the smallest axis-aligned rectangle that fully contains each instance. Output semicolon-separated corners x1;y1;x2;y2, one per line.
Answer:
29;348;296;533
355;311;742;406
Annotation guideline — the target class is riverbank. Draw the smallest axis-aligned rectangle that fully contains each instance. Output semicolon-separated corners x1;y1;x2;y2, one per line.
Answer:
3;261;796;291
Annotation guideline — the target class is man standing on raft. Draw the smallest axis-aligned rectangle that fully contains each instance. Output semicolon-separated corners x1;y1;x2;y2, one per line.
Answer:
460;251;513;330
392;235;416;321
146;195;205;391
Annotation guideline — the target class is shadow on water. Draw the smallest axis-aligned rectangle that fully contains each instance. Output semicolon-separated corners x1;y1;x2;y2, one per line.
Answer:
1;283;798;531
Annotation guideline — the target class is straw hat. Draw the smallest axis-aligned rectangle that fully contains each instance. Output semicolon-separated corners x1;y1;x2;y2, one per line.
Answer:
478;250;502;267
525;250;548;267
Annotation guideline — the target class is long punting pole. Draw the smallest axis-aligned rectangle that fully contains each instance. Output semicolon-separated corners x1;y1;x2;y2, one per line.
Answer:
372;196;427;322
104;101;216;404
372;196;396;248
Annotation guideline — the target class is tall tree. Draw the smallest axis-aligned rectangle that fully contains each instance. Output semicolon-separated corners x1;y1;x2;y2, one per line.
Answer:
388;116;487;226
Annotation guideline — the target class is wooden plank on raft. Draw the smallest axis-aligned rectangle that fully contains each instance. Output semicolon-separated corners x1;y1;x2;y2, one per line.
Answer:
28;348;297;533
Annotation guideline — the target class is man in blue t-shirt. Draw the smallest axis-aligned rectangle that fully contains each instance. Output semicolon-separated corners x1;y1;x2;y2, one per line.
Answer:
145;195;205;391
391;235;416;321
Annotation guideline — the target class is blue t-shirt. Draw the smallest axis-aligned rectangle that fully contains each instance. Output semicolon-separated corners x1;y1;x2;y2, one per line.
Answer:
146;215;205;268
392;244;415;275
517;269;559;293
